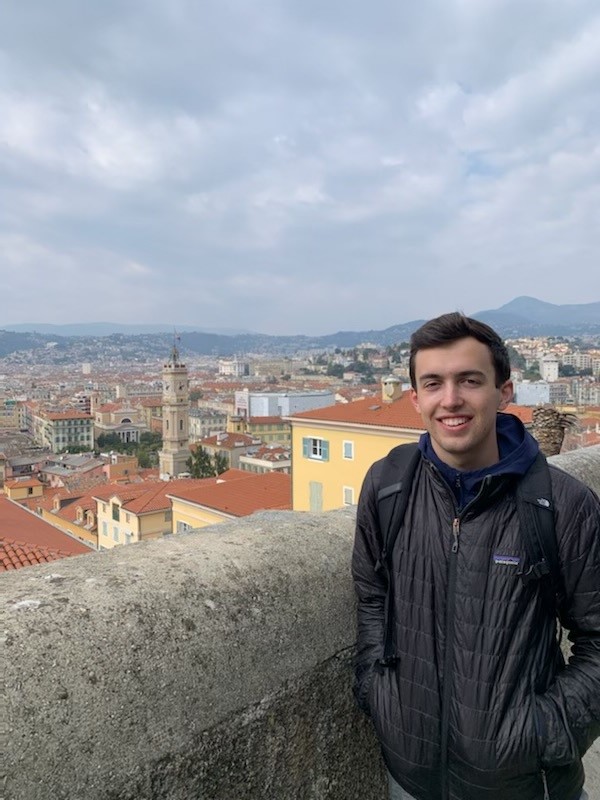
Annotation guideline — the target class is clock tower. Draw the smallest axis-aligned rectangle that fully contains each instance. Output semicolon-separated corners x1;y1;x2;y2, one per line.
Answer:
159;340;190;479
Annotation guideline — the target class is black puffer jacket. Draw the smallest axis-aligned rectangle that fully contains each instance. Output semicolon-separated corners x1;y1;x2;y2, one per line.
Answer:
352;453;600;800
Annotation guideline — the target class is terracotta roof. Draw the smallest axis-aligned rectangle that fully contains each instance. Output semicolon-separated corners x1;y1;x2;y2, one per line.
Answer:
96;402;123;412
288;392;424;430
119;479;200;514
0;495;92;556
90;475;248;516
0;536;75;571
167;471;291;516
243;446;290;462
504;404;534;424
44;411;92;421
4;478;43;489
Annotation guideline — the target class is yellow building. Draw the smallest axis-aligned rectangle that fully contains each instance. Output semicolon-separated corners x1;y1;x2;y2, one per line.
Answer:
287;381;423;512
3;478;44;502
94;481;190;550
37;488;101;549
168;470;291;533
288;379;536;512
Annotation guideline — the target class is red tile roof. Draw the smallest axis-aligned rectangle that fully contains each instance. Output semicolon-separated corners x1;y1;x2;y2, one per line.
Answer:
0;536;75;571
197;433;258;449
288;392;424;429
90;474;250;516
504;404;534;424
245;445;290;462
4;478;43;489
167;471;291;516
0;495;92;556
45;411;92;420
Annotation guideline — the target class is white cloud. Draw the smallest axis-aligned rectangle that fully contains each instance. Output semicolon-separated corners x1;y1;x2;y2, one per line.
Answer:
0;0;598;333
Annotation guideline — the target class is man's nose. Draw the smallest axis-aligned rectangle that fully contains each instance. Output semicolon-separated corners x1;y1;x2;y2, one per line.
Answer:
440;383;462;407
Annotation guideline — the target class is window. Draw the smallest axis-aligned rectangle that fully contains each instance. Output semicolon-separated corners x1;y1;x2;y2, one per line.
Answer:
164;510;172;522
113;526;119;542
112;503;120;521
302;437;329;461
343;486;355;506
343;440;354;460
102;521;107;536
124;533;132;545
176;521;192;533
125;513;130;523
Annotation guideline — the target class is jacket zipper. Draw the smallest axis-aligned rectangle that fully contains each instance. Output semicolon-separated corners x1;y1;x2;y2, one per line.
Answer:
440;516;460;800
438;474;492;800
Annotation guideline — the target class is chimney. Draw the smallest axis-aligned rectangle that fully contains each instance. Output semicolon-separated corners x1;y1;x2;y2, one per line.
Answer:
381;375;402;404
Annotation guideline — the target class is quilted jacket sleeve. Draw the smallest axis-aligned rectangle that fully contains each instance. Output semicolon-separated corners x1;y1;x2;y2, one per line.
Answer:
535;478;600;766
351;463;386;715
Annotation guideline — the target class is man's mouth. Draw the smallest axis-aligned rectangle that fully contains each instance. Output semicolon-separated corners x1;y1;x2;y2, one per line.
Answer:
439;417;470;428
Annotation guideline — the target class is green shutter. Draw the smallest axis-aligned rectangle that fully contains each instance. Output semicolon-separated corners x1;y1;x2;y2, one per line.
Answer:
302;437;310;458
321;440;329;461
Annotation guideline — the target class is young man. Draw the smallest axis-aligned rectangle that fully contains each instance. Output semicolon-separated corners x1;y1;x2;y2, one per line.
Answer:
352;313;599;800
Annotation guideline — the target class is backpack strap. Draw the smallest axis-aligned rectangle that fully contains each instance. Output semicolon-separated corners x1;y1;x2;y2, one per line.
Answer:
516;452;559;613
376;443;421;668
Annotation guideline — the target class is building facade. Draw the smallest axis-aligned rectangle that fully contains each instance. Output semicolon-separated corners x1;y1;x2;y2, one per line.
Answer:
159;344;191;479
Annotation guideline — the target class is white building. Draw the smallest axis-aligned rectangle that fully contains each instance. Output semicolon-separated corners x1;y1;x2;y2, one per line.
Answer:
218;358;249;377
234;389;335;418
539;355;559;382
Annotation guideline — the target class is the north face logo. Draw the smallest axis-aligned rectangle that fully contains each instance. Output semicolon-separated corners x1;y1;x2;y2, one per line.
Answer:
493;554;521;567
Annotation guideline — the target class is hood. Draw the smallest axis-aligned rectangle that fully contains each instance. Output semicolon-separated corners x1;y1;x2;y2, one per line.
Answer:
418;413;539;510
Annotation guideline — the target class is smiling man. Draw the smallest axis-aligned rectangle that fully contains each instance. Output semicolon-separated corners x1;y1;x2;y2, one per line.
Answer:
352;313;599;800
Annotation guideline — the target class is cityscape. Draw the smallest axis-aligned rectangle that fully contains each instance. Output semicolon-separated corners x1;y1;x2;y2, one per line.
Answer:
1;296;599;565
3;0;600;793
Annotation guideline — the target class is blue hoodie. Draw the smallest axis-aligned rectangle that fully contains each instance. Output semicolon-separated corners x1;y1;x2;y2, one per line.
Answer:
418;413;539;511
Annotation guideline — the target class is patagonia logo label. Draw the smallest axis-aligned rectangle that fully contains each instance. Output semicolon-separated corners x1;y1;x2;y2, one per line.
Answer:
493;554;521;567
537;497;551;508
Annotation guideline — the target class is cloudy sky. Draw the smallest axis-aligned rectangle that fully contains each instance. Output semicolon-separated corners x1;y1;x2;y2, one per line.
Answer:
1;0;599;335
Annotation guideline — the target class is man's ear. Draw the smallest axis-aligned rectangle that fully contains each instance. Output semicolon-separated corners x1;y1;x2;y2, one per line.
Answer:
498;380;514;410
410;388;420;414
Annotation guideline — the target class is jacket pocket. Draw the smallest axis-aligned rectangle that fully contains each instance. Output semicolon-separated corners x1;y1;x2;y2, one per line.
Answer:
495;693;540;776
353;660;377;716
534;693;580;767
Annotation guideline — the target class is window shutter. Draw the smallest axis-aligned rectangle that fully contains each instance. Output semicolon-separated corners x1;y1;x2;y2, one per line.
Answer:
321;440;329;461
302;437;310;457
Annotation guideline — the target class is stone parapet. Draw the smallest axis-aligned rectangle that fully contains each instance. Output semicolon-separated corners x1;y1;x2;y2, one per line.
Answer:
3;446;599;799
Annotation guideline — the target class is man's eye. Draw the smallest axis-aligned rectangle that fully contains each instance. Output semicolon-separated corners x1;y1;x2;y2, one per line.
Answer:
423;382;440;390
463;378;481;386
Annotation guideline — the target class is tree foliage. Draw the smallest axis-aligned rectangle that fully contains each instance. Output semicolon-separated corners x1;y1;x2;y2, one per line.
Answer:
186;446;228;478
96;431;163;468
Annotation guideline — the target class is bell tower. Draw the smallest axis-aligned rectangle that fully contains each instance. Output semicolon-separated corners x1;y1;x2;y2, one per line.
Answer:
159;339;190;480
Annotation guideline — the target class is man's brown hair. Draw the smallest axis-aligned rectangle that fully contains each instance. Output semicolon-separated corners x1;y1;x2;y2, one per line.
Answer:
409;312;511;388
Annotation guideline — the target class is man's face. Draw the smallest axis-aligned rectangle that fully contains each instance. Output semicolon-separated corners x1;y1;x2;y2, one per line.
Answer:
410;337;513;471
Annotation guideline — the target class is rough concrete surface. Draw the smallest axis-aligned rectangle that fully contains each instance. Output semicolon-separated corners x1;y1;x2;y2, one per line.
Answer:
3;446;600;800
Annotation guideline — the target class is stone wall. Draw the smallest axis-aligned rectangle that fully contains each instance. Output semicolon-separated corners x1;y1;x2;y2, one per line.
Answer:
3;446;599;800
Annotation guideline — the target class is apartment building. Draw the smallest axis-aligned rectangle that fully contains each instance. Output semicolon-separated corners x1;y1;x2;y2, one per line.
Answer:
287;379;534;512
167;470;291;533
33;410;94;452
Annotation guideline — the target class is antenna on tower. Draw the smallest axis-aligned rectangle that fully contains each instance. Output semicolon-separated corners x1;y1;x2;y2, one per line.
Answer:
172;329;181;365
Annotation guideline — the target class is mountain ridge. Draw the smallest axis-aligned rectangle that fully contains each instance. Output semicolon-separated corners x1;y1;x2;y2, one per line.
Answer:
1;297;598;359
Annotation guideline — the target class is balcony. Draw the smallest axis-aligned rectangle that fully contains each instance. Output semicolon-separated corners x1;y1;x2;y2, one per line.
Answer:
4;447;600;799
